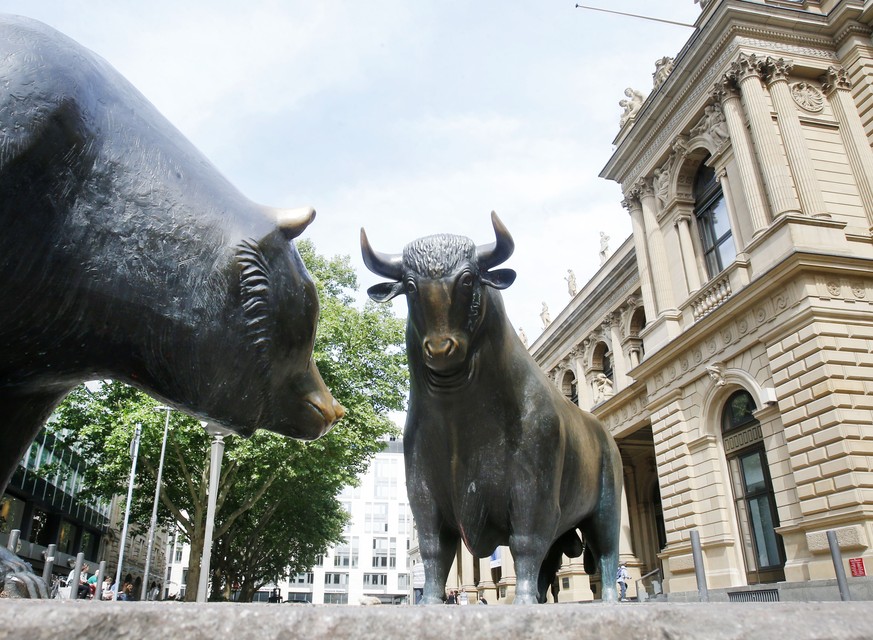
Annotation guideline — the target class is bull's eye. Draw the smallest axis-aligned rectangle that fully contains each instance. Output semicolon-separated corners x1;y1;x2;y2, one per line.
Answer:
459;273;474;289
406;280;417;294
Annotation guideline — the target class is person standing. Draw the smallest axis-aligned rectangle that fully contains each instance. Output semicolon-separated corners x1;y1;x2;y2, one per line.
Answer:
616;563;630;602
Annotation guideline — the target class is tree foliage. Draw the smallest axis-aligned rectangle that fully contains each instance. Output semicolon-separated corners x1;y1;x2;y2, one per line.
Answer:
49;240;407;600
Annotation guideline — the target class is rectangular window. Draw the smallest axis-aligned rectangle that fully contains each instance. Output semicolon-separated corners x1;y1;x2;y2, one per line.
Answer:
324;593;348;604
324;573;349;587
398;573;409;589
365;502;390;534
363;573;388;587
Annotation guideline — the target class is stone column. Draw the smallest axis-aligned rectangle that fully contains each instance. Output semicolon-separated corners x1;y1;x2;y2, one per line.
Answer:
477;556;498;603
727;53;800;217
674;214;702;293
716;168;746;251
496;546;516;603
636;178;676;314
820;66;873;229
623;196;658;320
607;314;628;390
764;57;828;217
713;80;770;235
459;545;478;603
572;346;594;410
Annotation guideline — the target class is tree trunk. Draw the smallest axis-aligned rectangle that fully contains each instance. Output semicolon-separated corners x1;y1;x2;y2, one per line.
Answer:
184;531;203;602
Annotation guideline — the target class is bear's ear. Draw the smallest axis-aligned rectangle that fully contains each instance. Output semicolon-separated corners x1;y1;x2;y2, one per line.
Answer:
367;281;406;302
481;268;516;290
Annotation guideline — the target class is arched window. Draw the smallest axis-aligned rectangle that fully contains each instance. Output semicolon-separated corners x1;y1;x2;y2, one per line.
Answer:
561;370;578;406
694;161;736;279
721;390;785;583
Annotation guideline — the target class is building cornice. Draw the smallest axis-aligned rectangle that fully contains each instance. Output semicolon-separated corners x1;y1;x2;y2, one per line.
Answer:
601;1;848;189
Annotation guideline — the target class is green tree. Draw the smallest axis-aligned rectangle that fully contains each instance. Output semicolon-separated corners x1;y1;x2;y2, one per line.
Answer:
49;240;407;600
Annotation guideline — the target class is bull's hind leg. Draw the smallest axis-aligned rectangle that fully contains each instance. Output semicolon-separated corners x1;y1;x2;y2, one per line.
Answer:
579;448;623;603
0;388;70;598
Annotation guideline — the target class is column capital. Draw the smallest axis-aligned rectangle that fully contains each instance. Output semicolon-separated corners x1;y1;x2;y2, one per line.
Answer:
634;176;654;199
763;56;794;85
820;66;852;96
621;191;642;213
674;213;693;227
712;78;740;104
727;52;765;84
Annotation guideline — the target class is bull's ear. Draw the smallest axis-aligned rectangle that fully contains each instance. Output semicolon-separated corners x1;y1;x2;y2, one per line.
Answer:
367;281;406;302
481;268;516;290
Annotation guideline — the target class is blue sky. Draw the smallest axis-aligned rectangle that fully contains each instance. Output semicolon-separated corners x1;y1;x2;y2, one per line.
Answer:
4;1;700;340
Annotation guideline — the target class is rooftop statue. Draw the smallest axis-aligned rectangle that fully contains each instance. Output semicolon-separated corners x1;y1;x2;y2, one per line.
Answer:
0;15;343;596
361;213;623;604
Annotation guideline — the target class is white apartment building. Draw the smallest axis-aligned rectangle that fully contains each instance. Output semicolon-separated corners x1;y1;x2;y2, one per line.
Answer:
277;437;412;604
164;437;412;604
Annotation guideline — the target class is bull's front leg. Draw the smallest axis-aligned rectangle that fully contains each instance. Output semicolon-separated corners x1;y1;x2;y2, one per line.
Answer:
412;500;458;604
509;530;551;605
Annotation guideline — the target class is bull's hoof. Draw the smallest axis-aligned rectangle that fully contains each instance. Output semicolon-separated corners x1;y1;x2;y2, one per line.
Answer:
0;547;48;599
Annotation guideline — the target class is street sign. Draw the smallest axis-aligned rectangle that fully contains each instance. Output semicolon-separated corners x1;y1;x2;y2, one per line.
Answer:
849;557;866;577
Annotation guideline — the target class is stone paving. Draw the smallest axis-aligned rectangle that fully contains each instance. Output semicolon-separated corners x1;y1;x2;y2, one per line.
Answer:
2;600;873;640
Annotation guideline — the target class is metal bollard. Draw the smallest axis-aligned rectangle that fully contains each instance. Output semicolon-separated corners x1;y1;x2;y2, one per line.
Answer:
42;543;57;586
94;560;107;601
827;530;851;602
690;529;709;602
6;529;20;552
68;552;85;599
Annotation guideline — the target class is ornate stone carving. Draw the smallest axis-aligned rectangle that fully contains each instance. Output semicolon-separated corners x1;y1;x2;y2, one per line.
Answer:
706;363;726;387
653;56;675;88
764;56;794;83
712;78;741;104
517;326;528;348
820;66;851;96
540;302;551;328
634;176;655;199
790;81;825;112
653;164;671;210
599;232;610;265
727;52;765;84
689;103;730;149
565;269;577;297
593;373;614;402
619;88;646;128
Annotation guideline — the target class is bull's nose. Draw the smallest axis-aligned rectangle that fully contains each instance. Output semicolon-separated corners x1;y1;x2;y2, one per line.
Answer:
424;337;458;359
332;399;346;422
304;392;345;428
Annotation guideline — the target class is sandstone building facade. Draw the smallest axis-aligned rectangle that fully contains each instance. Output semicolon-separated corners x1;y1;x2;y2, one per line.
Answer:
435;0;873;602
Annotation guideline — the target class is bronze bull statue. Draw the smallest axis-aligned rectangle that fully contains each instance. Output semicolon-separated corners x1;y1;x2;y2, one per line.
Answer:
0;15;343;596
361;212;623;604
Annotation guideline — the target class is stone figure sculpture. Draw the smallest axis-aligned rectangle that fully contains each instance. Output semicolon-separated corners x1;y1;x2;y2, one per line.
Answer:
565;269;578;297
600;231;611;265
541;303;552;328
653;56;675;88
619;88;645;127
360;213;623;604
0;15;344;596
518;327;529;348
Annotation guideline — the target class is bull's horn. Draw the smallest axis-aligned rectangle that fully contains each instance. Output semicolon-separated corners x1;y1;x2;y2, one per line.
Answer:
277;207;316;240
477;211;515;269
360;228;403;280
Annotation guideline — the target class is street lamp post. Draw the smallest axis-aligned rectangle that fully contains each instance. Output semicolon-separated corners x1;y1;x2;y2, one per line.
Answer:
114;423;141;599
141;405;172;600
197;422;232;602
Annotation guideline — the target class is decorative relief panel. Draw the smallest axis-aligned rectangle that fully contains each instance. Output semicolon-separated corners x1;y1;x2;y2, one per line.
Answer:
648;287;796;396
790;81;825;113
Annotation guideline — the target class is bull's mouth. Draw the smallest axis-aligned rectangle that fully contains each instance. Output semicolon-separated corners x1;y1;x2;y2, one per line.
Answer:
424;359;474;391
